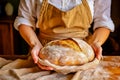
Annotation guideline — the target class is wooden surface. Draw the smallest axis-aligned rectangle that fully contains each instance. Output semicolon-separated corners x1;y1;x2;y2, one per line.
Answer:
0;18;14;55
0;16;29;55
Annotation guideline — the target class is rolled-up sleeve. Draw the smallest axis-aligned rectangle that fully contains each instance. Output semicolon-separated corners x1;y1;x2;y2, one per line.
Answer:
14;0;37;30
93;0;114;32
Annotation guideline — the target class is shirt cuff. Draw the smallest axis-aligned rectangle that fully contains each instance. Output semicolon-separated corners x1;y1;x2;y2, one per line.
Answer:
14;17;36;30
93;20;115;32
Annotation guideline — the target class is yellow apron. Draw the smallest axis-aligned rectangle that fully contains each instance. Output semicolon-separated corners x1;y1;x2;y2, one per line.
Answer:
38;0;92;45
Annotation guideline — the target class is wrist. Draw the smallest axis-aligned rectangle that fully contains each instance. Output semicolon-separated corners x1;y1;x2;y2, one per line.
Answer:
31;41;43;49
29;37;42;48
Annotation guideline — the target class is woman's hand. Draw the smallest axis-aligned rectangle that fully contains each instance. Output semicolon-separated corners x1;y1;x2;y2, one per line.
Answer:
31;44;53;70
18;24;53;70
87;27;110;60
91;43;103;60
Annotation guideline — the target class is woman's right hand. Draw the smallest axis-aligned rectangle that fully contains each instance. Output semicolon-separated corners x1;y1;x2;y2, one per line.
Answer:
31;43;53;70
91;42;103;60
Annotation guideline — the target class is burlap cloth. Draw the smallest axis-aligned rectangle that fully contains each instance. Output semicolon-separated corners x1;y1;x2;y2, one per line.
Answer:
0;56;120;80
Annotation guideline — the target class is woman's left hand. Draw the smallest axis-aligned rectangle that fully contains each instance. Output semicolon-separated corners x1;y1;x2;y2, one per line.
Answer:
91;43;103;60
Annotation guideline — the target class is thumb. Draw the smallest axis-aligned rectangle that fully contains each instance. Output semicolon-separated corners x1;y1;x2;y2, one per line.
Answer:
92;43;102;60
31;46;40;63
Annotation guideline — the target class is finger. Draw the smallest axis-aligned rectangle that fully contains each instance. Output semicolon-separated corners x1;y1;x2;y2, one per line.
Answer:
31;49;39;63
97;48;102;60
91;43;102;60
37;63;53;70
94;43;103;60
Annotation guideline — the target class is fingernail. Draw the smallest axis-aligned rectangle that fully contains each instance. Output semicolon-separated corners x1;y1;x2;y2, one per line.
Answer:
49;68;53;70
34;60;38;63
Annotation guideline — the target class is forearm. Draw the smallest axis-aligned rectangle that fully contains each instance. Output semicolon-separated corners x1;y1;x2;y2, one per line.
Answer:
18;24;42;48
88;27;110;46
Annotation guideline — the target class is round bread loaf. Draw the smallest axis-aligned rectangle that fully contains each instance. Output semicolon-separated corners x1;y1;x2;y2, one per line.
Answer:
38;38;95;66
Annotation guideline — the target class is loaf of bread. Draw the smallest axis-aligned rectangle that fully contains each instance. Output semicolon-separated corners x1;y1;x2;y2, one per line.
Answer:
38;38;95;66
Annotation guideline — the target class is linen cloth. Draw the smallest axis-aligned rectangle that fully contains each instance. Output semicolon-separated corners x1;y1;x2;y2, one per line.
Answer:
0;56;120;80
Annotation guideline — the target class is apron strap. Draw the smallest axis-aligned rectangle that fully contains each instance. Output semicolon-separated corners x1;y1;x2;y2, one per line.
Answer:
38;0;48;24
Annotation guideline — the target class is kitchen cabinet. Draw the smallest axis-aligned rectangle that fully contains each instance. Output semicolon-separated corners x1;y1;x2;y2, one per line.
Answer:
0;16;29;55
0;17;14;55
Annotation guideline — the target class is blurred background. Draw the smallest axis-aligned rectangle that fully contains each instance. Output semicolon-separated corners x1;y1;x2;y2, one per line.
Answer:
0;0;120;56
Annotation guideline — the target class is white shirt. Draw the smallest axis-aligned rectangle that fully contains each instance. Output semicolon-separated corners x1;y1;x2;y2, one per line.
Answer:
14;0;114;32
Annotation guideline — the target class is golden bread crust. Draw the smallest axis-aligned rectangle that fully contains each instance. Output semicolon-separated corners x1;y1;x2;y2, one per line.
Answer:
39;38;94;66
